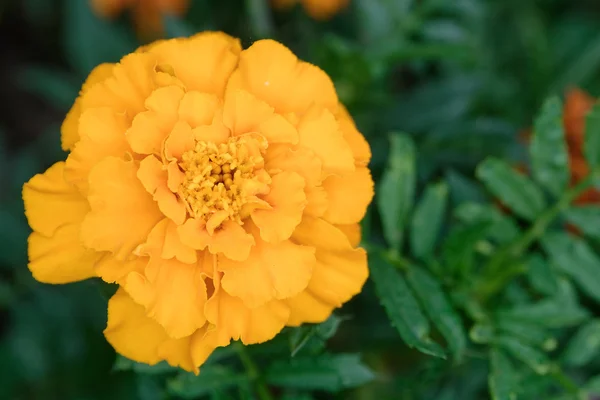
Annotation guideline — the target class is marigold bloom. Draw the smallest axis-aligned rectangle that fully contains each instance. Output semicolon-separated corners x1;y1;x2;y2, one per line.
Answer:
91;0;189;38
272;0;349;20
23;32;373;372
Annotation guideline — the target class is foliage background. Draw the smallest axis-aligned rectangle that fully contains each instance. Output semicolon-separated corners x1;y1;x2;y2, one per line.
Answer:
3;0;600;399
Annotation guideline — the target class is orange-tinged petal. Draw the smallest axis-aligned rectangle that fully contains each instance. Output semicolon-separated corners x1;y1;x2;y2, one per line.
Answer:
138;155;186;225
218;235;315;307
125;256;207;339
23;162;89;237
223;89;298;143
227;40;338;115
252;171;306;243
205;272;290;344
81;157;163;260
139;218;197;264
322;167;374;224
95;253;148;284
28;225;98;284
335;223;362;247
298;106;355;175
64;108;131;194
157;335;196;374
164;121;194;161
305;185;328;217
61;63;115;151
148;32;242;96
167;161;185;192
105;288;195;372
265;145;322;186
178;219;254;261
302;0;349;20
127;86;185;155
190;325;227;368
178;91;220;128
336;105;371;166
564;88;595;152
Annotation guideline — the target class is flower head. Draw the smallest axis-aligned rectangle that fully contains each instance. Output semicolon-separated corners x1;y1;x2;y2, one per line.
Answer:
272;0;349;21
23;32;373;372
91;0;189;38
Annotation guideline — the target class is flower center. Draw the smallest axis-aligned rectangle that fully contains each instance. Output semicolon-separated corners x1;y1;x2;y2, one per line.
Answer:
179;135;270;224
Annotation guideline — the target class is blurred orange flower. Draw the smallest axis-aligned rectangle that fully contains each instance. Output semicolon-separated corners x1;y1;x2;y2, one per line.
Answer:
91;0;189;38
272;0;349;20
22;32;373;372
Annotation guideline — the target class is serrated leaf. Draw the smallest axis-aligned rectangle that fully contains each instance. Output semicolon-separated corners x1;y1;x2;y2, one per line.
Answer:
266;354;374;392
406;266;466;361
541;231;600;304
585;104;600;171
489;349;517;400
476;158;546;220
167;367;249;399
562;320;600;367
289;314;342;357
369;253;445;358
525;254;559;296
442;222;490;276
410;182;448;259
531;96;569;197
377;134;416;251
454;202;521;244
496;336;551;375
564;206;600;239
496;319;556;351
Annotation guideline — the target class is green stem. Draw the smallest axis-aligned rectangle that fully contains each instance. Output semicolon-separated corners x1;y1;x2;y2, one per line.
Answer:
234;342;274;400
551;365;584;398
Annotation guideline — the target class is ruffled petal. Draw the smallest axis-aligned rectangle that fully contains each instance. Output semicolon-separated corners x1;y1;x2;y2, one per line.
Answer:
336;105;371;167
265;145;322;186
218;233;315;307
251;171;306;243
104;288;195;372
61;63;115;151
148;32;242;96
322;167;374;224
81;157;163;259
335;223;362;247
137;155;186;224
178;218;254;261
298;106;355;175
227;40;338;115
164;121;195;161
94;253;148;284
125;256;208;339
178;91;220;129
64;107;131;194
190;325;227;368
139;218;197;264
127;85;185;155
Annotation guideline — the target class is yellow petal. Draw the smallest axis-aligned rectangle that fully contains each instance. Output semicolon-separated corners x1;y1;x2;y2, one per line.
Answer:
252;171;306;243
265;145;322;186
61;63;115;151
335;223;362;247
205;272;290;345
23;162;89;237
64;107;131;194
305;185;328;217
95;253;148;284
336;105;371;166
137;155;186;225
81;157;163;260
148;32;242;96
178;219;254;261
178;91;220;128
298;106;355;175
104;288;196;372
126;85;185;155
223;89;298;143
218;235;315;307
140;218;197;264
164;120;195;161
125;256;207;339
190;324;227;368
227;40;338;115
322;167;374;225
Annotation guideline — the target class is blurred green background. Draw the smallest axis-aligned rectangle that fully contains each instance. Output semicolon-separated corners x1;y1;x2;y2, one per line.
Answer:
2;0;600;399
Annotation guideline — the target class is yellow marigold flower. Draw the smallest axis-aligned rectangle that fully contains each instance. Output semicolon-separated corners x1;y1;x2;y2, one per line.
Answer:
91;0;189;38
272;0;349;21
23;32;374;372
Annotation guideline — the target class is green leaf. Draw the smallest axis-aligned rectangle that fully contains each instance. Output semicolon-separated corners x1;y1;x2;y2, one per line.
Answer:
476;158;546;220
585;100;600;171
454;203;520;244
369;253;445;358
541;231;600;304
584;375;600;393
266;354;375;392
530;96;569;197
561;320;600;367
406;266;466;361
488;349;518;400
525;254;558;296
377;134;416;251
445;169;488;205
410;182;448;259
442;222;490;276
496;319;556;351
167;367;249;399
496;336;551;375
289;314;343;357
113;355;176;375
563;205;600;239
